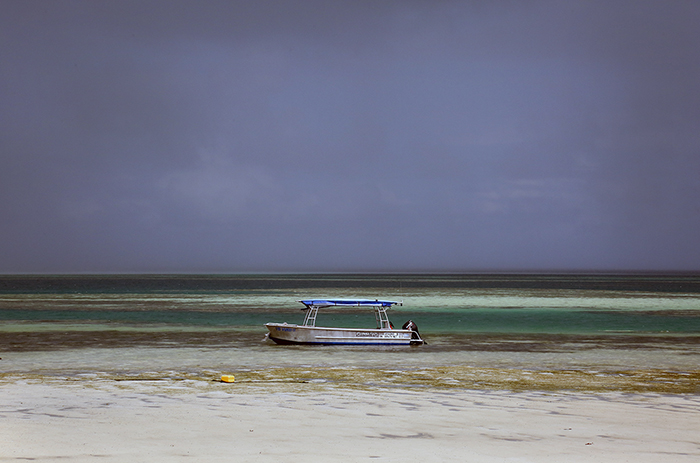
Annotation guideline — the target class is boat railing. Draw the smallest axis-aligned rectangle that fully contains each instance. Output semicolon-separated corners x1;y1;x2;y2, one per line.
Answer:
302;306;319;327
374;306;392;329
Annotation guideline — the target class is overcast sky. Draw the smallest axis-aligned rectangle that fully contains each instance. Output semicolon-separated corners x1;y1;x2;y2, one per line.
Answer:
2;1;699;273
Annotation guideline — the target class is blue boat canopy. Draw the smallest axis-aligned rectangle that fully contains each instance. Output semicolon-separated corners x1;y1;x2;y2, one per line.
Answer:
299;299;400;309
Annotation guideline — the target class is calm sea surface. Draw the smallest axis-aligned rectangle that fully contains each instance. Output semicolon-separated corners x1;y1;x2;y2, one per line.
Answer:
2;274;699;392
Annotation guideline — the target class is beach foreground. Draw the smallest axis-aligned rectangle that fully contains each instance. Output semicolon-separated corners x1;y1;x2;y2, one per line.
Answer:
2;378;699;462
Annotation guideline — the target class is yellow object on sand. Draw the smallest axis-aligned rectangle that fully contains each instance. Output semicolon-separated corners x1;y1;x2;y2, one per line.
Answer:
221;375;235;383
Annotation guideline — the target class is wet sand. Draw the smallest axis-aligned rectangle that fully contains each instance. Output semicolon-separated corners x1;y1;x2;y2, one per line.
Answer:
2;378;699;462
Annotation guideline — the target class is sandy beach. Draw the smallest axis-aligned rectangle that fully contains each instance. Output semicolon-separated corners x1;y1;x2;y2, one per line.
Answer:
2;377;699;463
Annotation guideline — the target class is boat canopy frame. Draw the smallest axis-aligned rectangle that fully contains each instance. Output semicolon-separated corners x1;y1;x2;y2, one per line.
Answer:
299;299;401;329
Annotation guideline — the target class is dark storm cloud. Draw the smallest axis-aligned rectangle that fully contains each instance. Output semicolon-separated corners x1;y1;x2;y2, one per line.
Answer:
1;1;699;272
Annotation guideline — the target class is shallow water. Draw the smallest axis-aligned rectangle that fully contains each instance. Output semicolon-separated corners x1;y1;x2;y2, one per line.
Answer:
1;274;699;392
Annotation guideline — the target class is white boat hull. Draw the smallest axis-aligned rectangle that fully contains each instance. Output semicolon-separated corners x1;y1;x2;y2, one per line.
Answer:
265;323;423;345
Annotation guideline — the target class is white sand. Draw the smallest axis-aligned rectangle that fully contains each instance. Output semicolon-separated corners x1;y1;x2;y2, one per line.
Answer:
2;380;699;462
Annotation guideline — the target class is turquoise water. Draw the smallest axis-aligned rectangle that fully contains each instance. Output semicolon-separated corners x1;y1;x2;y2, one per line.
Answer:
1;274;699;380
1;304;698;334
2;275;699;335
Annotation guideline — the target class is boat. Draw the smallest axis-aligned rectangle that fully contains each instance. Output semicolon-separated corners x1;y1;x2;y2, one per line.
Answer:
264;299;424;346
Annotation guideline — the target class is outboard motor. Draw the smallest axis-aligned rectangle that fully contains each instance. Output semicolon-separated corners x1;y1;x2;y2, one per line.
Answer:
402;319;421;340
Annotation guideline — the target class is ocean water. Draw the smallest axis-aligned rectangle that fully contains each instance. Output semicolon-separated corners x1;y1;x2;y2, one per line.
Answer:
1;274;699;393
